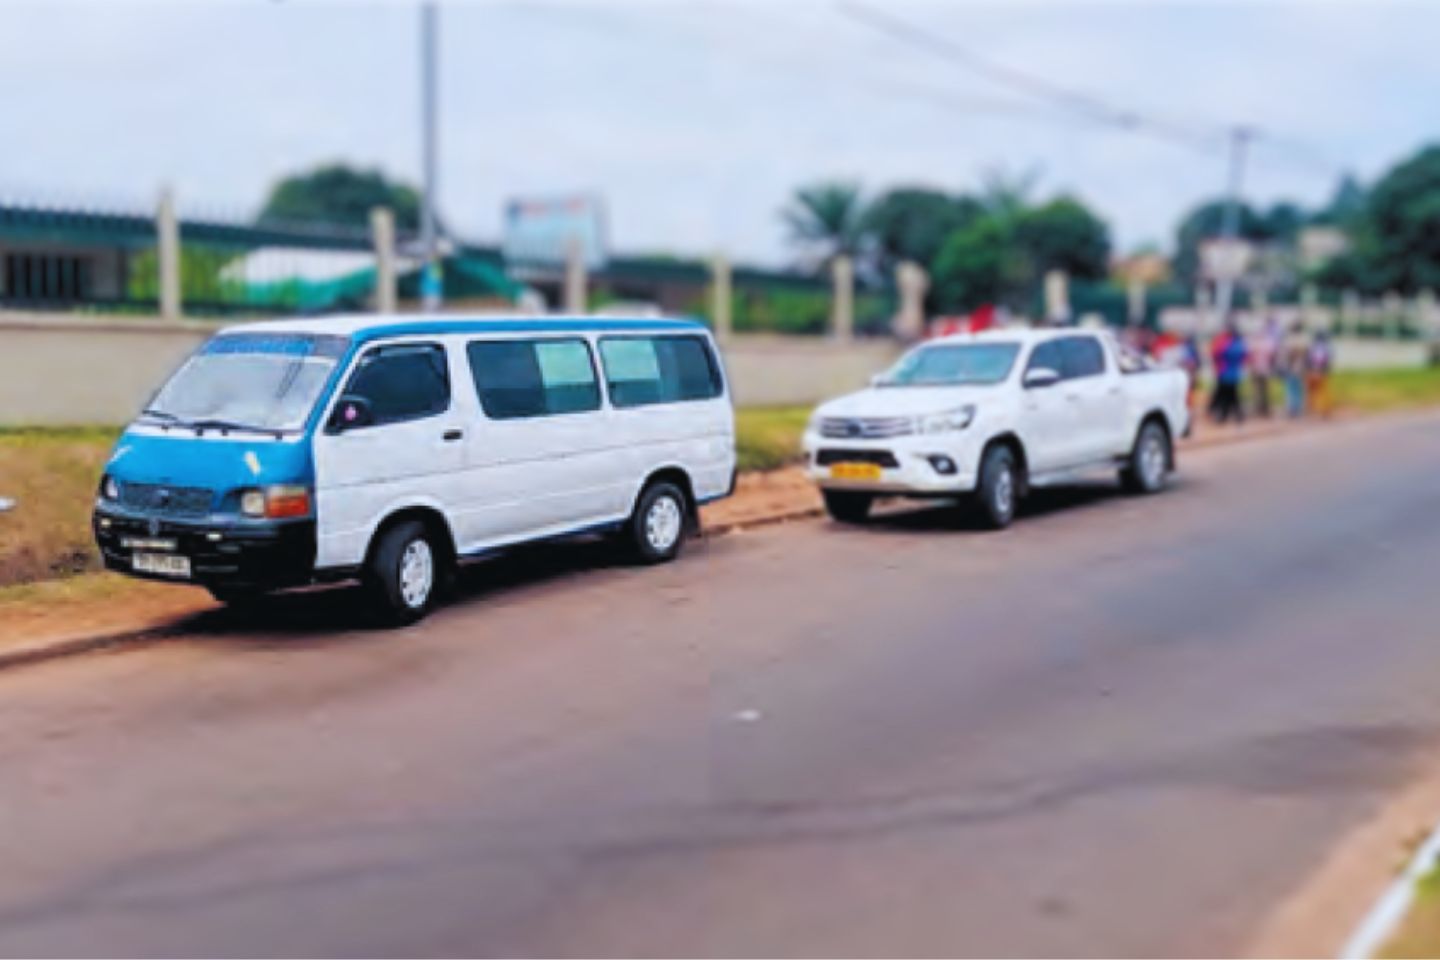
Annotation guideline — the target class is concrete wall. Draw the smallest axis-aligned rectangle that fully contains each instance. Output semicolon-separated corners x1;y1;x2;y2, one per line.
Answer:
0;314;902;425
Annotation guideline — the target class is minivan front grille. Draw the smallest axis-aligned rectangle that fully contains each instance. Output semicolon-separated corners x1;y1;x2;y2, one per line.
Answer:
820;416;914;439
118;482;214;517
815;448;900;468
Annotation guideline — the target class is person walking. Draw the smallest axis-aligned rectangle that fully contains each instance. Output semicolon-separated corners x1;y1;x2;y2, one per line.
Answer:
1249;316;1281;417
1209;319;1249;424
1280;321;1309;417
1307;329;1335;418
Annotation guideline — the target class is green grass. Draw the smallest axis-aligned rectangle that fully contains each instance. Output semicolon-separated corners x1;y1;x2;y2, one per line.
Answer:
0;427;121;587
735;406;810;472
1332;366;1440;413
1381;863;1440;958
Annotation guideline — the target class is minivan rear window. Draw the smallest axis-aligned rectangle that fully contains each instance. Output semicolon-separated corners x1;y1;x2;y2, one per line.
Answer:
598;335;721;408
467;338;601;419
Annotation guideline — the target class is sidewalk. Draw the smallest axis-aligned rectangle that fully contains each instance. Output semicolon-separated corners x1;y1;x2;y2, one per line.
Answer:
0;410;1332;670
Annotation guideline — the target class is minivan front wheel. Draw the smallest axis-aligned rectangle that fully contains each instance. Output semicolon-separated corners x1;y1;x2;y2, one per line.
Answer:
629;481;689;564
365;520;442;626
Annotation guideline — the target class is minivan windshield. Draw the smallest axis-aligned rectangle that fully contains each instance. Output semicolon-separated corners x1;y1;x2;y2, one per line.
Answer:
877;342;1021;387
143;333;348;433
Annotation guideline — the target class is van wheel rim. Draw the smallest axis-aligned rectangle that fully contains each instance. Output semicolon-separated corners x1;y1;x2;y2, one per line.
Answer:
1141;432;1167;487
645;495;683;552
399;540;434;609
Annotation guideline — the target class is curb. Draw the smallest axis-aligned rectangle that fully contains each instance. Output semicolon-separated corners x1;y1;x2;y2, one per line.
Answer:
0;410;1399;675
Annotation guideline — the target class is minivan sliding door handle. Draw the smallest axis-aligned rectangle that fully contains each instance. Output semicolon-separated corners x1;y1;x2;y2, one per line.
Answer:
442;429;464;442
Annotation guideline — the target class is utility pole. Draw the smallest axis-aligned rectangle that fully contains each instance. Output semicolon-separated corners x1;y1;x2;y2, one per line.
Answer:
1213;125;1254;324
419;1;441;312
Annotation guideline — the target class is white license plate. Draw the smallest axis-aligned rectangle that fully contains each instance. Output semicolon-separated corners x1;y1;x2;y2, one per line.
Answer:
133;552;191;579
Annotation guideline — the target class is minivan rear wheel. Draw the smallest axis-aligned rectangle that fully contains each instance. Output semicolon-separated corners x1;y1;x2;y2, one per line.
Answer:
628;481;689;564
364;520;442;626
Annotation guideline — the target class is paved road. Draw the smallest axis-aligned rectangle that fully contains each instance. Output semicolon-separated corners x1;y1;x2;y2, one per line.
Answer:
4;414;1440;957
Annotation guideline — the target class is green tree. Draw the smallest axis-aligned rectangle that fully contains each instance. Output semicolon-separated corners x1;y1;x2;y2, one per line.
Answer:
863;188;984;273
781;182;866;267
258;163;423;231
1361;144;1440;293
1014;196;1111;280
930;215;1030;313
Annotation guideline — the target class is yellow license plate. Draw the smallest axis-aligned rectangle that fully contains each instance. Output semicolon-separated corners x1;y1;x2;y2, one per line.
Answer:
829;462;882;481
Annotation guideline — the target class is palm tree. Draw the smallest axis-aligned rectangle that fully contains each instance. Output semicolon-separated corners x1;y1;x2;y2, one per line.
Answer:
781;182;866;268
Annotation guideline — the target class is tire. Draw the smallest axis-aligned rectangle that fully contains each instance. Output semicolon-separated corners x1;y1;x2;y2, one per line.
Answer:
628;481;689;564
975;444;1019;529
823;490;873;524
1120;419;1172;494
364;519;443;626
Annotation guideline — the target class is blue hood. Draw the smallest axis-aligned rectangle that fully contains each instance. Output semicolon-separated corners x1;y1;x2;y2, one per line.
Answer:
105;430;314;495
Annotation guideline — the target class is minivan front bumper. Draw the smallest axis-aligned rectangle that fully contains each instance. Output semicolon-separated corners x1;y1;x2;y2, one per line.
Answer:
92;506;317;590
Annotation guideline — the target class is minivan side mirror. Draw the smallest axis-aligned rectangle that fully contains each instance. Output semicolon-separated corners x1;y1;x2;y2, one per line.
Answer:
1024;367;1061;389
328;395;374;432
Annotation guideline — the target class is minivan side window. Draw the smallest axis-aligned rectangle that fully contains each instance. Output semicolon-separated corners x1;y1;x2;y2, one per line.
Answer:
598;335;721;408
339;343;450;427
1059;336;1106;379
466;338;601;419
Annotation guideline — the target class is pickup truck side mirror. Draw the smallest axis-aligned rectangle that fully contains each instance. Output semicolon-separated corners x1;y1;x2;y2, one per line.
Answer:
327;395;374;433
1024;367;1062;389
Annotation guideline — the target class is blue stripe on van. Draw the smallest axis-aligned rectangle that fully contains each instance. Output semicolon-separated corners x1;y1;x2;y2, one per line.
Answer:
352;317;706;346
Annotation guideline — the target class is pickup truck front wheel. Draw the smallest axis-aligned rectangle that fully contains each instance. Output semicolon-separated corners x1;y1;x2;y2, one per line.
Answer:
1121;420;1171;494
975;444;1018;529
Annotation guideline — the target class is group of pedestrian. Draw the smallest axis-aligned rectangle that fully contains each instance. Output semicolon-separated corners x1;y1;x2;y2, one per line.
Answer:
1198;316;1333;424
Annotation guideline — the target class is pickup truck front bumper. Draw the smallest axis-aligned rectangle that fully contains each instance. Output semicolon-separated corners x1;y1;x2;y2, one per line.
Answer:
801;432;981;496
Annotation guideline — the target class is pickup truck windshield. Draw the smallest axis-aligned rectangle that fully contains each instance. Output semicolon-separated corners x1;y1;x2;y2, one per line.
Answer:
144;333;348;433
878;342;1021;387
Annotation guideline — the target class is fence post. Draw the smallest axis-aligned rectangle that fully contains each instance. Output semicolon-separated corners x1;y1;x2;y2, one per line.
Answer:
563;237;587;314
370;207;397;314
1044;269;1069;325
830;255;853;342
1126;277;1146;326
157;186;181;322
894;260;928;341
1342;288;1360;335
710;253;732;343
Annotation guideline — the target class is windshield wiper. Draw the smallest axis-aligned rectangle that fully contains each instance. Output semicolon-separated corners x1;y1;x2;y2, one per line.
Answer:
140;408;181;424
186;418;285;439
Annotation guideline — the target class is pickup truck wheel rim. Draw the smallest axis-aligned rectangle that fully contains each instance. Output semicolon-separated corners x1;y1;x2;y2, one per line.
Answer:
1141;431;1167;488
399;539;434;609
645;494;683;553
993;465;1014;519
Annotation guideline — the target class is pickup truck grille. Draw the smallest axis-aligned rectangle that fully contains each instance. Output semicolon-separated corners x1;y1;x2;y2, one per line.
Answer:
815;448;900;468
820;416;914;439
118;482;214;517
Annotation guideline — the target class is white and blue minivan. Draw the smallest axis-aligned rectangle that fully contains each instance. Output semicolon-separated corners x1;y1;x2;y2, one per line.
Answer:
93;314;736;624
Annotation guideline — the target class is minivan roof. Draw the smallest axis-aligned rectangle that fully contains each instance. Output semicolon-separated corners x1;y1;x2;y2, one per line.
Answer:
218;313;708;345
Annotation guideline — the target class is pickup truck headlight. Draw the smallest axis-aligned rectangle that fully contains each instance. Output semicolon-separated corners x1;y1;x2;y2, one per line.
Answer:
919;405;976;434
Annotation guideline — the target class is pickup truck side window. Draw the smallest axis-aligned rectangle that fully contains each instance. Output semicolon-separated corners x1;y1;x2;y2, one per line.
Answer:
1059;336;1106;380
1026;340;1066;377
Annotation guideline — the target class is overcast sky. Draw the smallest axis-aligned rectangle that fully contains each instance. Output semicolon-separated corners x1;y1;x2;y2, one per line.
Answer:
1;0;1434;266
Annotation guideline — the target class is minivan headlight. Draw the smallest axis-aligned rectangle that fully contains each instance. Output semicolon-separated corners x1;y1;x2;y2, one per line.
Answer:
238;485;312;519
920;405;977;433
100;475;120;500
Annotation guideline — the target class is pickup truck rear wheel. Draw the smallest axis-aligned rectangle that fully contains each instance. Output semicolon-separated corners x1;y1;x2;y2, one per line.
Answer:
1121;420;1171;494
975;444;1018;529
823;490;873;524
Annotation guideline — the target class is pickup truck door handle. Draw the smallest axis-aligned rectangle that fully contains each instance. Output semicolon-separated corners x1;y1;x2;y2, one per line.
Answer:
442;429;464;442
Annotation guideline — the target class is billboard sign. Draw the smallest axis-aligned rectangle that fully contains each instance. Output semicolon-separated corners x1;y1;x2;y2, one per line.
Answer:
503;194;608;270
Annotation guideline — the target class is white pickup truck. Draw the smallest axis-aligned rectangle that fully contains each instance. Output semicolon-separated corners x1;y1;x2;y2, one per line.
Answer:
802;327;1190;528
